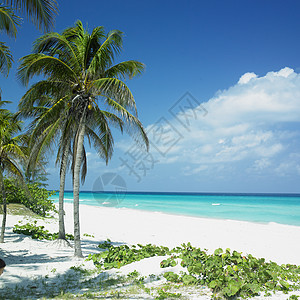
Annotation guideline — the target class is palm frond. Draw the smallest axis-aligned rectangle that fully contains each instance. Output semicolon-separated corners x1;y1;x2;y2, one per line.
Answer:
90;77;137;114
18;80;70;116
87;29;123;76
33;32;81;73
0;41;13;76
0;5;20;37
62;20;85;40
27;118;60;173
2;142;25;159
29;95;67;142
4;0;58;32
85;124;113;164
105;97;149;151
104;60;145;80
17;53;79;86
2;156;24;179
82;25;105;72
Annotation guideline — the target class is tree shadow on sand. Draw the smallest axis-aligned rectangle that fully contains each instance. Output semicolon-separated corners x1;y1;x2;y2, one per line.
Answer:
0;238;131;299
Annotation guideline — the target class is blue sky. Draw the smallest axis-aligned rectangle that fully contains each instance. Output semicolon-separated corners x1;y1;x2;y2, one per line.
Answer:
1;0;300;193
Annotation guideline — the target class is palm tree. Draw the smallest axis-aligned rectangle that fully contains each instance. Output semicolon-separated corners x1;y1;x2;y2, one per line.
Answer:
0;101;25;243
19;96;97;246
0;0;58;76
18;21;149;257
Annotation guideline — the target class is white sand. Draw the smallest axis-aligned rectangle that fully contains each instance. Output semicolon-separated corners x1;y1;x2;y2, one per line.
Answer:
1;203;300;299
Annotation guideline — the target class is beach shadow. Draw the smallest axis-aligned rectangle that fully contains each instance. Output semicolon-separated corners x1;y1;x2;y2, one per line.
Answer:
0;236;132;299
0;257;127;299
80;238;124;253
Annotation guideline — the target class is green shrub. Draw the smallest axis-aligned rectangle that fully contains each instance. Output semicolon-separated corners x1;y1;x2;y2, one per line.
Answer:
2;177;56;217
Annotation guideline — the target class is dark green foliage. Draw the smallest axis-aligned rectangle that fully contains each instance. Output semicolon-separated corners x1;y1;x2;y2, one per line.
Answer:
88;241;300;299
163;272;179;283
13;221;74;240
160;256;178;268
1;177;56;216
88;243;170;269
167;243;300;299
97;239;113;249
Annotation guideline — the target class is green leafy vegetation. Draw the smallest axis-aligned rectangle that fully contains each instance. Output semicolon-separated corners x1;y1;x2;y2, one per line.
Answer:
289;295;300;300
88;241;300;299
87;241;170;269
156;288;182;299
13;221;74;240
83;233;95;238
170;243;300;299
2;177;56;217
160;256;178;268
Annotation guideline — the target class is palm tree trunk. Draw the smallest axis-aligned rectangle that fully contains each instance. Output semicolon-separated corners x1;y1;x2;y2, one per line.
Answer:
58;147;68;240
72;110;86;258
0;171;7;243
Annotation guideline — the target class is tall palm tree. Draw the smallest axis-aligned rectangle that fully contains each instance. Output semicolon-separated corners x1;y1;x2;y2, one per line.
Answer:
0;0;58;76
0;100;25;243
18;21;149;257
19;96;99;245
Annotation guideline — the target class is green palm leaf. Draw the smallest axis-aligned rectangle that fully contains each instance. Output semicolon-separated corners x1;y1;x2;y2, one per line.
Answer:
0;5;20;37
87;29;123;76
4;0;58;31
18;53;79;86
104;60;145;80
90;77;137;113
33;32;81;73
0;42;13;76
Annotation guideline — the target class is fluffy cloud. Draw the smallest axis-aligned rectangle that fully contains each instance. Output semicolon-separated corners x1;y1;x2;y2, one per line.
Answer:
145;67;300;177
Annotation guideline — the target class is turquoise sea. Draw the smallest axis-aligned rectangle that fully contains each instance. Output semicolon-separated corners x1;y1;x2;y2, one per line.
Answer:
50;192;300;227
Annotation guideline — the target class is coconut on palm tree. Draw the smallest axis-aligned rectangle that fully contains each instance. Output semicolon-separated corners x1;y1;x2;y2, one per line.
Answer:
18;21;149;257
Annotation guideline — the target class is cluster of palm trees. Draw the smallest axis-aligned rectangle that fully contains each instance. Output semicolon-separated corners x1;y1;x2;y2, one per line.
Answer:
0;0;58;243
0;1;149;257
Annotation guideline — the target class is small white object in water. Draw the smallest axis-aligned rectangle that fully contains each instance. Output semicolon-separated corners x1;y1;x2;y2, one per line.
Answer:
212;203;221;206
135;204;138;206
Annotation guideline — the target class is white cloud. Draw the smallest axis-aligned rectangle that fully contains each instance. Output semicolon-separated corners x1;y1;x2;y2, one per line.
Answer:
86;152;106;170
238;72;257;84
252;158;272;171
144;67;300;177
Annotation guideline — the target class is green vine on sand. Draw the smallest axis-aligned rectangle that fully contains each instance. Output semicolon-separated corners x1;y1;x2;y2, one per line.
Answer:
88;241;300;299
13;221;74;241
87;241;170;269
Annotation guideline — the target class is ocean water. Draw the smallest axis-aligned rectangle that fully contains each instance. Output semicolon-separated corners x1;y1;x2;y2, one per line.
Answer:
50;192;300;227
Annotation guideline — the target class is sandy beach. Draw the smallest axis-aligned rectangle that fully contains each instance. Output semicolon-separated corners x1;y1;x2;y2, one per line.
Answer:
1;203;300;299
